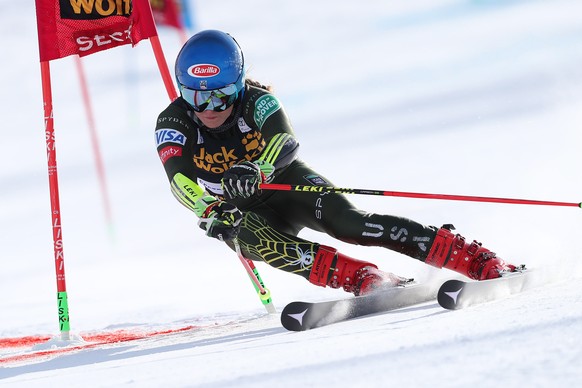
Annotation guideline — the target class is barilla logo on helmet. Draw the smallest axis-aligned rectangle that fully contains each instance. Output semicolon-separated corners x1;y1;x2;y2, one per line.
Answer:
188;64;220;78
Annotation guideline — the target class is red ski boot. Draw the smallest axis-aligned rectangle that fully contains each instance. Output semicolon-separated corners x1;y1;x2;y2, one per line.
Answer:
425;225;516;280
309;245;411;296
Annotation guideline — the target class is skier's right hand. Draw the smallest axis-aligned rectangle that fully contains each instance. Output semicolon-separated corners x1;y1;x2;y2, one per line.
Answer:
222;161;266;200
198;200;242;241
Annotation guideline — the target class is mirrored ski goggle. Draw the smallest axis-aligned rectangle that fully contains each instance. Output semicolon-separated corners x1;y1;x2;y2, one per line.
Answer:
180;84;240;112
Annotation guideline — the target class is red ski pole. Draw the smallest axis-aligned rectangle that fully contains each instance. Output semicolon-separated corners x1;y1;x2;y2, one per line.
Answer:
260;183;581;209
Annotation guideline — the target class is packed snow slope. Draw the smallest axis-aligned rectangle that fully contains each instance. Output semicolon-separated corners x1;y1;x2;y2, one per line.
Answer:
1;0;581;386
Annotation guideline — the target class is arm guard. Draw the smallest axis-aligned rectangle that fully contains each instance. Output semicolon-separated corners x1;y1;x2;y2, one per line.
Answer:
170;173;219;217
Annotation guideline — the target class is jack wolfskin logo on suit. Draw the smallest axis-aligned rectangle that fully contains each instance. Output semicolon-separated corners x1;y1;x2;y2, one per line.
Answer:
193;147;239;173
60;0;133;20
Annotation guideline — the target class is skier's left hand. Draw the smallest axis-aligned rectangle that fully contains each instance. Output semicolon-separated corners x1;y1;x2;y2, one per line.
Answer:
222;161;266;200
197;200;242;241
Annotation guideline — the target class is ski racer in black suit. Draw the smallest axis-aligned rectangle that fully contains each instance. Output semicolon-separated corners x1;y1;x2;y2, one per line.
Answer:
155;30;517;296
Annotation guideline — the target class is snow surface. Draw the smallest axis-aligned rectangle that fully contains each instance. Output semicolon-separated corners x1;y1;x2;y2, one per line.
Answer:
1;0;582;386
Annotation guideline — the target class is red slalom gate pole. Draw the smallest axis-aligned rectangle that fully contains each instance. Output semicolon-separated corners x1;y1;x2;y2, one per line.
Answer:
260;183;582;209
40;61;71;341
148;35;179;101
74;57;114;237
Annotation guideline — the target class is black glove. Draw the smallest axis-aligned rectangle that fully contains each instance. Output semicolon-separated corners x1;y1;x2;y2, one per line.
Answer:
222;161;266;200
197;201;242;241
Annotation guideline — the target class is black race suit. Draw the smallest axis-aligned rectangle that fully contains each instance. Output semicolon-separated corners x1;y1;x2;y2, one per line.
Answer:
155;84;437;281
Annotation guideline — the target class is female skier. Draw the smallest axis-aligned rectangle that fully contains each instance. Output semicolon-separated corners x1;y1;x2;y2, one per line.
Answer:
155;30;516;296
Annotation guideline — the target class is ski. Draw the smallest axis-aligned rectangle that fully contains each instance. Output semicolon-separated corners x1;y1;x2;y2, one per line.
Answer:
281;283;439;331
437;266;530;310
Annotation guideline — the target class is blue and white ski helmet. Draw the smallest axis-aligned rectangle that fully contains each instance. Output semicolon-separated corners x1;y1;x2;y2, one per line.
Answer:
175;30;245;111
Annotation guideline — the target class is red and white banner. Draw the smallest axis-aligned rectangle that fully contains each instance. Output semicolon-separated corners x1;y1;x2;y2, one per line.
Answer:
35;0;158;61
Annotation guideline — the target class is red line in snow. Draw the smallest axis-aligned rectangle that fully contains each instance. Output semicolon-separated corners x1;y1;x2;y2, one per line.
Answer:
0;335;52;349
0;325;199;365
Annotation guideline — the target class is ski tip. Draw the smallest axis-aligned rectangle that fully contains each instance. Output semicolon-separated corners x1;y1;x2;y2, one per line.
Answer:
437;279;466;310
280;302;311;331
